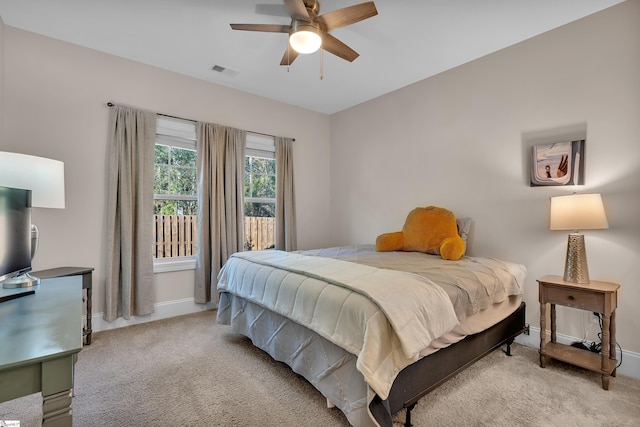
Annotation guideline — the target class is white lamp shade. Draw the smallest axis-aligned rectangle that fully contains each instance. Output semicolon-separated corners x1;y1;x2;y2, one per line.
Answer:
289;23;322;54
550;193;608;231
0;151;65;208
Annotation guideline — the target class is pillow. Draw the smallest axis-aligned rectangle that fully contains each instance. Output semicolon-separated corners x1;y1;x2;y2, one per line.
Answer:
456;217;472;254
376;206;465;260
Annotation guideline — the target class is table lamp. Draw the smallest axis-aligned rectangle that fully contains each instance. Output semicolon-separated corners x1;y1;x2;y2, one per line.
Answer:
550;193;608;284
0;151;65;288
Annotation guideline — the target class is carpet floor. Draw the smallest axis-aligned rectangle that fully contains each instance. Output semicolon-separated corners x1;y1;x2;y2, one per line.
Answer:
1;310;639;426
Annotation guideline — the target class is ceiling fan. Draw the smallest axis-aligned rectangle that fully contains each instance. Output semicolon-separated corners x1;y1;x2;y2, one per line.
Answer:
230;0;378;66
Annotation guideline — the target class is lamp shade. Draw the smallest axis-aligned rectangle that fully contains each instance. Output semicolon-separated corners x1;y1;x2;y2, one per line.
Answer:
0;151;65;208
289;22;322;54
550;193;608;231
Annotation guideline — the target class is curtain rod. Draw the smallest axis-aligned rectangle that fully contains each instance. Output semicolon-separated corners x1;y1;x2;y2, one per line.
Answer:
106;102;294;141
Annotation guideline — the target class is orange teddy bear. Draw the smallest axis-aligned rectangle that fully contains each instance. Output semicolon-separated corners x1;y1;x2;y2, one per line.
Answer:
375;206;465;261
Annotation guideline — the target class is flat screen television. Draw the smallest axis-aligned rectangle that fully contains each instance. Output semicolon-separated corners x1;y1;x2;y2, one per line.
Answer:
0;186;32;284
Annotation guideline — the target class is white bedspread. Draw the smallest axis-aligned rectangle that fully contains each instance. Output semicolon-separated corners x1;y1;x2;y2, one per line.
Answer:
217;250;459;399
300;245;527;319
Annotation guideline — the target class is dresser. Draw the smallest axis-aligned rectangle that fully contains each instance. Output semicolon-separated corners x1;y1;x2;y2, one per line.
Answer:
0;276;83;426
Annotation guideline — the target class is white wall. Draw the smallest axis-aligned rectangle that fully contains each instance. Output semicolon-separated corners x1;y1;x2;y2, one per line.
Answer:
330;0;640;357
1;27;332;323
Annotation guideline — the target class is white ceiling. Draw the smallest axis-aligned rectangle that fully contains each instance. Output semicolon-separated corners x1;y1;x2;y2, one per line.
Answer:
0;0;625;114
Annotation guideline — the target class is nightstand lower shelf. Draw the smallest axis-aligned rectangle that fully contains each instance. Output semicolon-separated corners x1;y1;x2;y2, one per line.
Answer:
540;342;617;374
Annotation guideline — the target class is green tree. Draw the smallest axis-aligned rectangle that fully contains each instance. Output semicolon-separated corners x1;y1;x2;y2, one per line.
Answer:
244;155;276;217
154;144;197;215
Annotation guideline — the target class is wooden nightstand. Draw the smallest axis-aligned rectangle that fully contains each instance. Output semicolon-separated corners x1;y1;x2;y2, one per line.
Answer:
538;275;619;390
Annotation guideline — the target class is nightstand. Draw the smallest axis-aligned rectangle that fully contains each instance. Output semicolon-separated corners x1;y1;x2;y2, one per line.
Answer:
538;275;619;390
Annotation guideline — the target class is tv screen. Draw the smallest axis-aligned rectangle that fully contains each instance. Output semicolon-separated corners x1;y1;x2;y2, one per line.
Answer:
0;186;32;283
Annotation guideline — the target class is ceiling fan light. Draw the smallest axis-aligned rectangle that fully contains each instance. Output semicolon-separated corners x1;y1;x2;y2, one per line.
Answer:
289;25;322;54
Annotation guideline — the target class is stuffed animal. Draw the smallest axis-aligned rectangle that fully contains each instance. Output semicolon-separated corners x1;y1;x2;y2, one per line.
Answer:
375;206;465;260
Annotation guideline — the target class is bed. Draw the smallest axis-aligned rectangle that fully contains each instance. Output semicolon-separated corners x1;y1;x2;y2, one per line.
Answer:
216;244;527;426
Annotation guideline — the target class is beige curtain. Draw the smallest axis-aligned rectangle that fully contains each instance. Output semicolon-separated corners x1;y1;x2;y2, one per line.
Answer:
195;122;246;304
275;137;297;251
104;105;156;321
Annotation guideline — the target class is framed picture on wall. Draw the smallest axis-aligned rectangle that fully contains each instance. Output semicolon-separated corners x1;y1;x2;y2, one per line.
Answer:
530;140;585;186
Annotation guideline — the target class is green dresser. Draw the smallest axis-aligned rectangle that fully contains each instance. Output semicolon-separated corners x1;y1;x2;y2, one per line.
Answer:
0;276;83;426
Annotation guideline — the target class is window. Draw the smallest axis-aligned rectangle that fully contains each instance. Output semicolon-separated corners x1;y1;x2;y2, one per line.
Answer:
244;133;276;251
152;124;277;271
153;117;198;267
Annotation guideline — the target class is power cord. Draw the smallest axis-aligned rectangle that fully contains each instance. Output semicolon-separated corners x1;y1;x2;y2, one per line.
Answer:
572;313;622;368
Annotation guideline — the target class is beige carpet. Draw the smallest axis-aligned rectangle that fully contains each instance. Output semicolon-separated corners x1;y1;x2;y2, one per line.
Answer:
1;310;639;426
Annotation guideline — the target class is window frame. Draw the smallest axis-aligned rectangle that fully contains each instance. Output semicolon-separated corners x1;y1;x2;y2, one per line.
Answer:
153;117;198;273
244;133;277;251
244;151;276;206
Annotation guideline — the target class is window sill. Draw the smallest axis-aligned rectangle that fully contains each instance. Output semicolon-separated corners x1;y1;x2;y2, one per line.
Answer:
153;256;196;273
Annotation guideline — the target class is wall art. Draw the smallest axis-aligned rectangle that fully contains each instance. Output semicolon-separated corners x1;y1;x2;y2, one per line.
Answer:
530;140;585;186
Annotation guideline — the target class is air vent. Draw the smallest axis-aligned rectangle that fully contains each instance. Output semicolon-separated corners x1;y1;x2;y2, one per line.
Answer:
211;65;239;78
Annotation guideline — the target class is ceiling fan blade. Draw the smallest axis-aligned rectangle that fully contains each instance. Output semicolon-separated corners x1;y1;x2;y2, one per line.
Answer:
317;2;378;32
321;33;359;62
280;45;300;66
230;23;289;33
283;0;310;21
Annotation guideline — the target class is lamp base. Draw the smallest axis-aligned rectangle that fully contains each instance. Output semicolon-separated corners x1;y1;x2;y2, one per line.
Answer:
2;272;41;289
563;233;590;284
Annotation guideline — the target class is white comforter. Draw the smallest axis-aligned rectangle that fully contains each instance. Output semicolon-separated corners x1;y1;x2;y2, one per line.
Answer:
217;250;459;399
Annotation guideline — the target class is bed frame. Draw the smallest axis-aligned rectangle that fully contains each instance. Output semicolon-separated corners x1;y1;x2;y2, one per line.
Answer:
372;301;528;427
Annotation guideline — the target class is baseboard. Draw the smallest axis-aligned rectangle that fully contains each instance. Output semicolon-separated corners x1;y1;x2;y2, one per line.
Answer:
89;301;640;381
89;297;216;333
516;325;640;380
